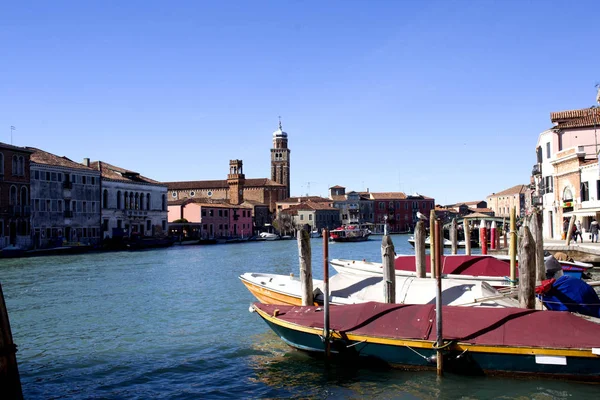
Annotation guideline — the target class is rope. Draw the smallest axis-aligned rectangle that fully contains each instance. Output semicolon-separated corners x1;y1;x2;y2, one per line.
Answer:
345;340;367;348
432;340;454;350
404;345;430;361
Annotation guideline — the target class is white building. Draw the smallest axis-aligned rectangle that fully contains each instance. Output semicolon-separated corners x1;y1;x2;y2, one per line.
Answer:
90;161;168;239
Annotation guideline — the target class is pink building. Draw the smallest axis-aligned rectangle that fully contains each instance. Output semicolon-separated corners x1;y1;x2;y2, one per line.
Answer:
168;199;253;238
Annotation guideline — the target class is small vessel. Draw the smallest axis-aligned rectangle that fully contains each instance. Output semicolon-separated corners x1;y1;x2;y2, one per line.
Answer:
329;225;371;242
239;271;517;308
408;236;476;248
250;301;600;381
258;232;280;241
310;229;321;238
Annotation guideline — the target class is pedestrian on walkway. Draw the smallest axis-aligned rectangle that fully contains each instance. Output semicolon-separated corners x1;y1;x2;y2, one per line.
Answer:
571;223;579;243
575;219;583;243
590;219;599;243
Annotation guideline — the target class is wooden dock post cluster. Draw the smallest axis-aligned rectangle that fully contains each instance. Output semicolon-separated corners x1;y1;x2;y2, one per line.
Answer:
463;218;471;256
382;235;396;304
0;283;23;400
297;228;314;306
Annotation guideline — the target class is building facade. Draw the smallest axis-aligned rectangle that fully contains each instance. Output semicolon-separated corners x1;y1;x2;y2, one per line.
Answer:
281;201;341;232
0;142;33;248
486;185;528;218
91;161;168;239
371;192;435;233
29;150;102;247
271;121;290;200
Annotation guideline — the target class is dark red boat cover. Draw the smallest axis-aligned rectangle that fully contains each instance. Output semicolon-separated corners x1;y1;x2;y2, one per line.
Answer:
394;255;517;278
254;302;600;349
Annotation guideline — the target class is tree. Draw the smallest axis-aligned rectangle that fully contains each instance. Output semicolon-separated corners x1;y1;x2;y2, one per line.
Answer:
273;212;295;236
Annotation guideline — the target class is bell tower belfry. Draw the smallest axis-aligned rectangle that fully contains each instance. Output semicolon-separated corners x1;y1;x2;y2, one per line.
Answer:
270;118;291;199
228;159;245;205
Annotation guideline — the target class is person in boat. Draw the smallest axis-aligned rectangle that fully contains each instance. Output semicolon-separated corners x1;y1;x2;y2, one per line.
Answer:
590;219;599;243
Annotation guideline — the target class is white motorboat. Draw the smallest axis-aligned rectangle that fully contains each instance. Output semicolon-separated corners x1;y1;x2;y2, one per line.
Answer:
258;232;280;241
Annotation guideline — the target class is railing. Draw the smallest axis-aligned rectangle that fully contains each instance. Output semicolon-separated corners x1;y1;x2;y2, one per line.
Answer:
532;164;542;175
532;196;543;206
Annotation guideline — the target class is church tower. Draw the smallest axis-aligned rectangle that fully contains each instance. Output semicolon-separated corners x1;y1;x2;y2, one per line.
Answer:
227;159;245;205
270;119;291;199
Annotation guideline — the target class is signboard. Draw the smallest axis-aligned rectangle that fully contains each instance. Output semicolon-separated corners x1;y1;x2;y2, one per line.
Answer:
562;202;573;208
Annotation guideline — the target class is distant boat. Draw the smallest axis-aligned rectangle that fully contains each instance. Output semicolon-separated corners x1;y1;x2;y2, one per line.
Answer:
258;232;279;241
310;229;321;238
407;236;477;248
329;225;371;243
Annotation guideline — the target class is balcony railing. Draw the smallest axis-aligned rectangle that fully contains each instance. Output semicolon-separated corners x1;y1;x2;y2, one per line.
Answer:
532;196;543;206
532;164;542;175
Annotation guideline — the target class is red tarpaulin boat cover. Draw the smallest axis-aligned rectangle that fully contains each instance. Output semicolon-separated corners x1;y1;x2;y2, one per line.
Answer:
394;255;517;277
255;302;600;349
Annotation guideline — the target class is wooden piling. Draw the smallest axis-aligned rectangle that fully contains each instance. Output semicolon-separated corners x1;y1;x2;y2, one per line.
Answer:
518;225;536;309
415;221;426;278
509;207;517;286
429;210;436;280
322;229;330;357
297;228;314;306
0;283;23;400
382;235;396;303
463;218;471;256
565;215;575;246
434;219;444;376
450;218;458;255
529;209;544;283
502;217;507;249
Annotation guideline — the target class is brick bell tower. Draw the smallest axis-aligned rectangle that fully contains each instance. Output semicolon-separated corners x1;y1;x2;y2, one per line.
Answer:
270;118;291;199
228;159;245;205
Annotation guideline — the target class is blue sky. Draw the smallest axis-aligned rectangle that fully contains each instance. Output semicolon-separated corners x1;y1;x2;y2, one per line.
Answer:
2;1;600;205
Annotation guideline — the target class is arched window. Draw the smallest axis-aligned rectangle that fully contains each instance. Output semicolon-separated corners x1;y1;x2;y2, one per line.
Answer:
135;193;139;210
20;186;28;206
117;191;122;209
563;187;573;202
147;194;152;211
139;193;145;211
9;185;17;206
18;156;24;175
102;189;108;209
124;192;129;209
12;156;17;176
129;192;134;210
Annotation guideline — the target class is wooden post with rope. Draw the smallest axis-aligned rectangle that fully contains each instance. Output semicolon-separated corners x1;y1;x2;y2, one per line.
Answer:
529;209;544;283
450;218;458;255
434;218;444;376
509;207;517;286
415;221;426;278
382;235;396;303
518;225;536;309
463;219;471;256
297;228;314;306
429;210;436;280
0;283;23;399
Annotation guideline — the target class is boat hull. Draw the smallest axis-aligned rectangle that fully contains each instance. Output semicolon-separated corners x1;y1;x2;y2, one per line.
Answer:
330;236;369;243
252;303;600;381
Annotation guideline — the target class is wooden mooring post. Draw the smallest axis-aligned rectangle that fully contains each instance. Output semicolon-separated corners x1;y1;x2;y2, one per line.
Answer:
518;225;536;309
529;209;544;283
434;219;444;376
297;228;314;306
429;210;436;280
463;219;471;256
415;221;426;278
509;207;517;286
382;235;396;303
565;215;575;246
450;218;458;255
322;229;331;358
0;283;23;400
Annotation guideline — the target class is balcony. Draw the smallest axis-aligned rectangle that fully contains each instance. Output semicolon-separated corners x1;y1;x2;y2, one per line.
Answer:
532;164;542;175
64;210;73;218
532;196;543;206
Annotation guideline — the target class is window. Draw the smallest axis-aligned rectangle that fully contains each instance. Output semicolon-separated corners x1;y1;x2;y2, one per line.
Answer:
0;153;3;175
117;191;122;209
162;220;166;230
34;170;39;179
58;200;63;212
218;210;223;217
12;156;17;176
224;210;228;217
581;182;589;202
146;220;151;231
82;175;86;185
103;189;108;208
190;191;195;197
103;219;109;231
379;202;384;210
117;220;122;229
83;201;87;213
546;142;551;159
202;210;206;217
172;191;177;198
91;177;95;185
300;215;304;220
309;214;312;220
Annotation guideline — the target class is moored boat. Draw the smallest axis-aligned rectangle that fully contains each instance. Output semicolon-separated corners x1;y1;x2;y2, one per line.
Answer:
239;271;518;308
251;301;600;380
258;232;280;241
408;236;478;249
329;225;371;242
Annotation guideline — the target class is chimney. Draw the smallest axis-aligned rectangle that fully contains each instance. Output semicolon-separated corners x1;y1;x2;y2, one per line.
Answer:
83;158;90;167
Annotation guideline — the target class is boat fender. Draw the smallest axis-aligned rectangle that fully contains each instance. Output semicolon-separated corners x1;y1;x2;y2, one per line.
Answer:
248;305;255;313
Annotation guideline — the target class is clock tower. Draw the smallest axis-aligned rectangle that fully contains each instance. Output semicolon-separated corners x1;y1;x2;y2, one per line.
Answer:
270;119;291;199
228;159;245;205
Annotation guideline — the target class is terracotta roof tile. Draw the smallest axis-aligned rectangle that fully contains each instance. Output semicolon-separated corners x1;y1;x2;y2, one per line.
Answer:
28;148;98;171
90;161;165;186
329;185;345;189
330;195;347;201
488;184;528;197
550;108;600;129
0;142;34;153
285;200;336;211
279;196;331;203
369;192;407;200
163;178;284;190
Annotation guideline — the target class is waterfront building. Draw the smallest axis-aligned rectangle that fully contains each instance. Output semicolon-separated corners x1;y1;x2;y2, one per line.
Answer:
28;150;101;247
165;122;291;214
443;200;489;215
90;161;168;239
533;106;600;239
276;196;332;213
280;201;341;232
168;199;253;238
371;192;435;233
0;142;33;248
329;186;363;226
486;186;529;218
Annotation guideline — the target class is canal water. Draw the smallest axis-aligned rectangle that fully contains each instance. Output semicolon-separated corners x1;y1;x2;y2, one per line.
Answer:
1;234;598;399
